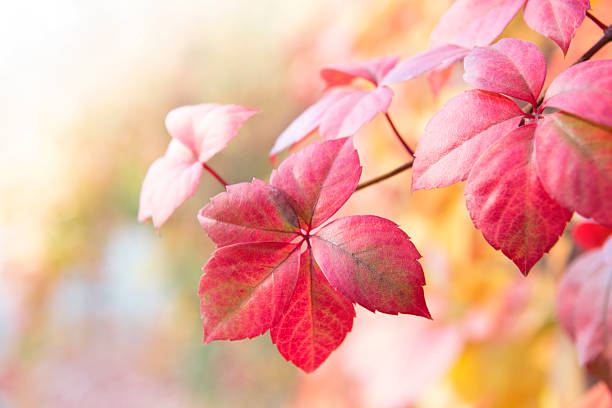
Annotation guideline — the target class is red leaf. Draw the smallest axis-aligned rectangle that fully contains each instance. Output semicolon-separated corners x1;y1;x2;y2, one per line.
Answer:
199;242;300;342
311;215;430;317
321;55;399;88
557;237;612;386
381;45;470;86
198;179;301;247
138;140;203;230
535;113;612;226
318;87;394;140
269;90;353;159
523;0;590;54
429;0;524;48
165;104;260;162
572;222;612;251
270;251;355;373
139;103;258;229
412;90;524;190
543;60;612;128
465;125;572;274
270;138;361;230
463;38;546;106
198;138;429;371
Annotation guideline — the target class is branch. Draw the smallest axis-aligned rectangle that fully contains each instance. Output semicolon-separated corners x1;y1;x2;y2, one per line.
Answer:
587;11;608;32
576;23;612;63
355;161;414;191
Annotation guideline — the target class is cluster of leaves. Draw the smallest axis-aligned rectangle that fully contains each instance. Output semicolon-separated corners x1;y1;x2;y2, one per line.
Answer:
139;0;612;376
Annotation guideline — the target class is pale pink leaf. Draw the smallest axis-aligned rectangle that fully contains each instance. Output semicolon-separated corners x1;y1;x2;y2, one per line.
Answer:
270;250;355;373
543;60;612;128
270;138;361;230
165;103;260;162
269;90;353;158
199;242;300;342
558;249;608;341
318;87;394;139
381;45;470;86
138;140;203;230
523;0;590;54
198;179;301;247
464;38;546;106
465;124;572;274
321;55;399;87
412;90;524;190
430;0;525;48
311;215;430;317
535;113;612;226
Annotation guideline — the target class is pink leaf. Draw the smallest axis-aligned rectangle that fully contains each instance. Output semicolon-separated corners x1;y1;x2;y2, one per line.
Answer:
523;0;590;54
138;140;203;230
535;113;612;226
412;90;524;190
543;60;612;128
381;45;470;86
139;103;258;229
321;55;399;87
269;90;353;159
430;0;525;48
198;179;301;247
558;238;612;368
270;251;355;373
198;138;429;372
311;215;430;317
318;87;394;139
165;104;260;163
464;38;546;106
557;249;607;341
465;125;572;274
270;138;361;230
199;242;300;342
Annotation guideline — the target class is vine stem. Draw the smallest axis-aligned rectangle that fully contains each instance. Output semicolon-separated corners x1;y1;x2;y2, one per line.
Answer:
356;161;414;191
587;10;608;31
384;112;415;157
203;163;228;187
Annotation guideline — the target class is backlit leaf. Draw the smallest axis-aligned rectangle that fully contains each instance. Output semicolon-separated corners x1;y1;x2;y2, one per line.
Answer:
535;113;612;226
465;125;572;274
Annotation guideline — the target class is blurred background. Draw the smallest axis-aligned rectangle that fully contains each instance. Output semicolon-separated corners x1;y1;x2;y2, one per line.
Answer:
1;0;611;407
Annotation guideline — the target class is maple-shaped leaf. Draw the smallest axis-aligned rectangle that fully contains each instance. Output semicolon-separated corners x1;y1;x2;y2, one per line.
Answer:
139;103;259;229
413;39;611;274
270;56;398;158
199;137;429;372
430;0;589;53
572;222;612;251
465;125;572;274
557;236;612;388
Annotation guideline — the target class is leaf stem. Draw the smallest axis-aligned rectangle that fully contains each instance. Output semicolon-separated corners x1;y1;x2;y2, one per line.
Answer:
203;163;229;187
355;161;414;191
384;112;415;157
587;11;608;32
